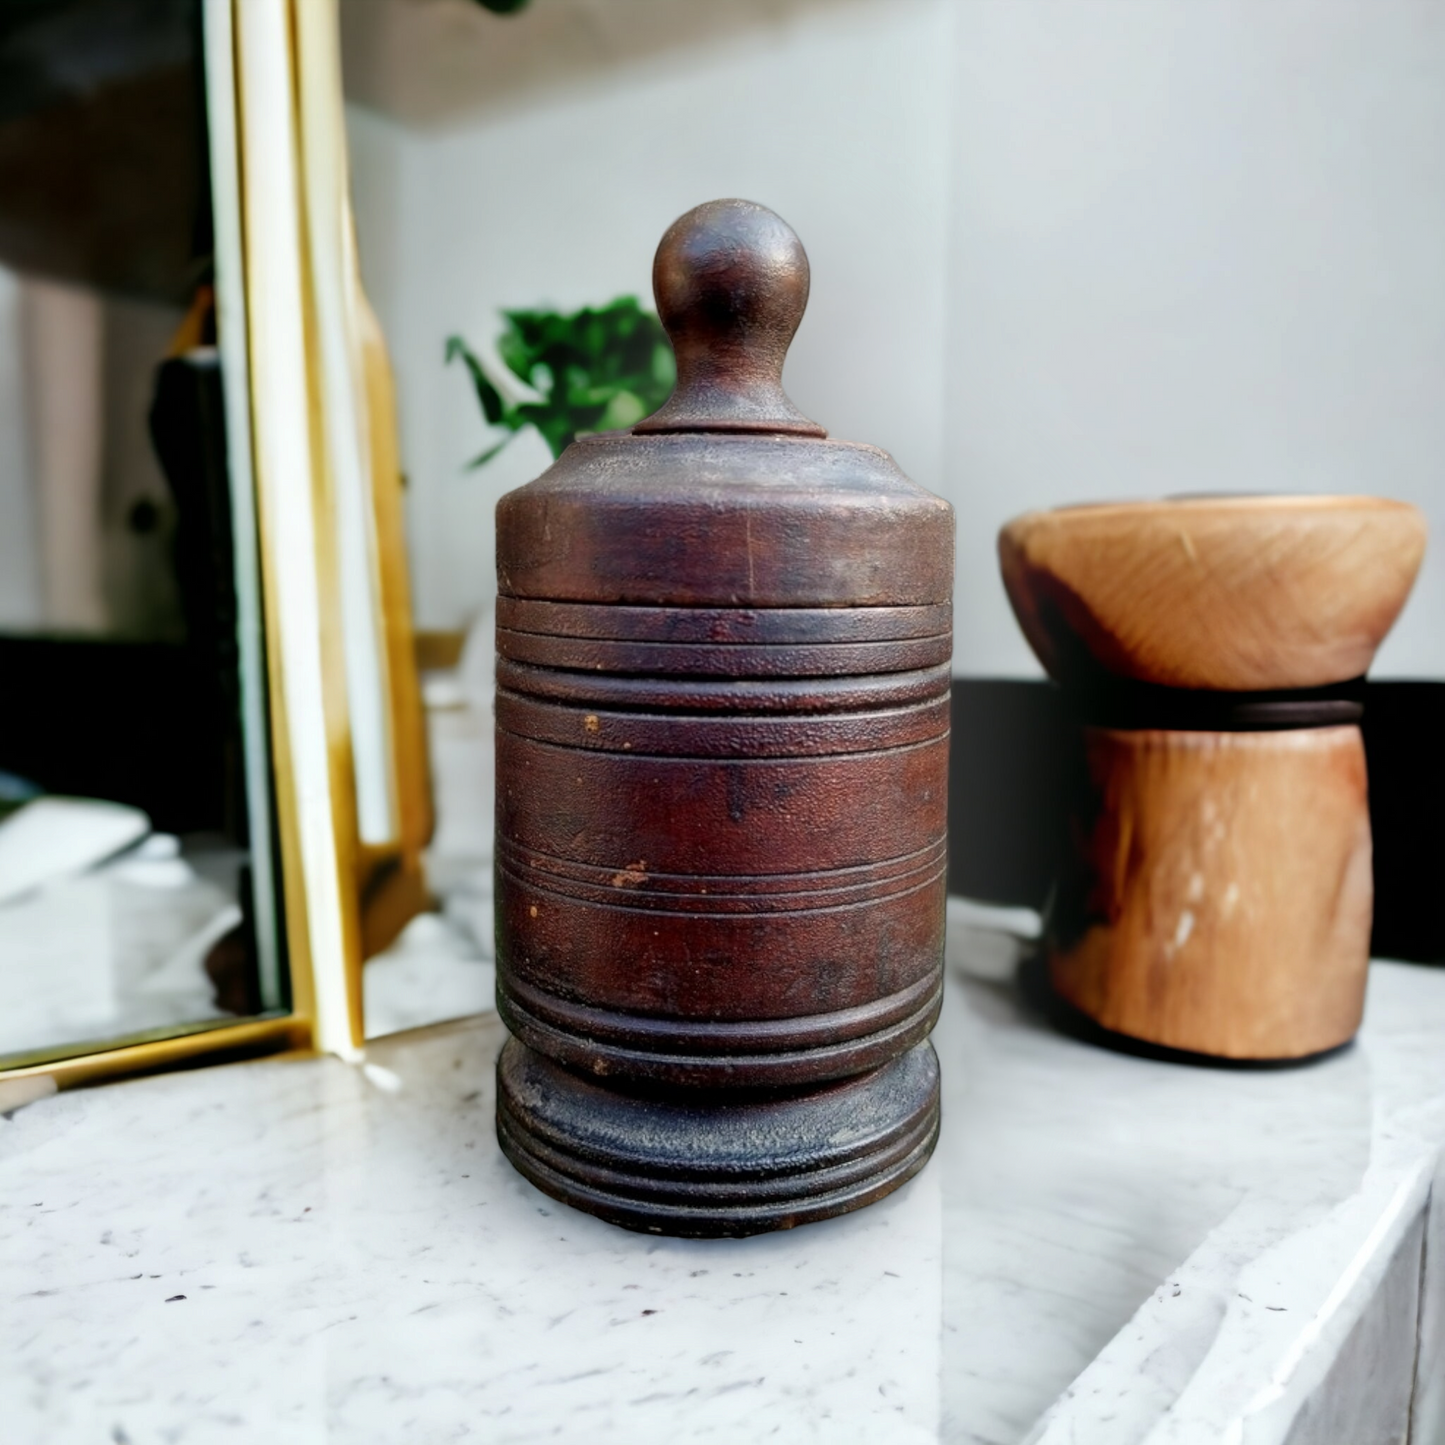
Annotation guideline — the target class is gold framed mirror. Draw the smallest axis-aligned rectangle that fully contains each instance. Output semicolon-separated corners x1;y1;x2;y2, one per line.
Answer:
0;0;431;1091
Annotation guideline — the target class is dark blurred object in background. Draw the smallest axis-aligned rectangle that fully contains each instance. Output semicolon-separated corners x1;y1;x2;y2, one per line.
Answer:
0;0;239;837
149;343;247;841
1363;682;1445;962
946;680;1070;910
948;678;1445;963
0;0;203;303
0;637;226;835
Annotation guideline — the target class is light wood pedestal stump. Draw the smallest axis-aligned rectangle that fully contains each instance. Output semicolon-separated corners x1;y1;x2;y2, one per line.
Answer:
999;497;1425;1060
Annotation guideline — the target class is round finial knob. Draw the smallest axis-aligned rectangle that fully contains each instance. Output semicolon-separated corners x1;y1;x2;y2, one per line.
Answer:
634;199;826;437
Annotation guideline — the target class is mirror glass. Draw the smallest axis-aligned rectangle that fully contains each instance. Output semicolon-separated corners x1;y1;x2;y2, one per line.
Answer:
0;0;286;1067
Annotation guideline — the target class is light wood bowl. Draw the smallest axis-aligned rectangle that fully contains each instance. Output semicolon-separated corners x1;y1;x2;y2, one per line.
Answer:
999;495;1425;691
997;493;1426;1061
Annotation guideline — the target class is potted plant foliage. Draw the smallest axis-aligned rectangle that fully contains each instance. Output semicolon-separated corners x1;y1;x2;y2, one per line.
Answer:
446;297;674;468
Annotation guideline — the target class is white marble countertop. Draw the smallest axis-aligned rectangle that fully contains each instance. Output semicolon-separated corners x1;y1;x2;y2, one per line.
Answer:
4;898;1444;1444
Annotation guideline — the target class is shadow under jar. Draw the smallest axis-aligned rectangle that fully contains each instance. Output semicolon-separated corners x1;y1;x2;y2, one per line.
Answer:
492;199;954;1236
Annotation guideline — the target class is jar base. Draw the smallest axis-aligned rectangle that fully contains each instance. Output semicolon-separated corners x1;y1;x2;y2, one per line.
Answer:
496;969;943;1090
496;1038;940;1238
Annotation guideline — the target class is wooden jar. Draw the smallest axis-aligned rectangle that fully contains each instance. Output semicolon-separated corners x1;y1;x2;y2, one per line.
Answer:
493;201;954;1235
999;496;1425;1061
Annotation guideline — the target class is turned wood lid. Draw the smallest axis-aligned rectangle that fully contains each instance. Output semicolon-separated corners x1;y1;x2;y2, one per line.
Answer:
999;495;1426;691
496;200;953;608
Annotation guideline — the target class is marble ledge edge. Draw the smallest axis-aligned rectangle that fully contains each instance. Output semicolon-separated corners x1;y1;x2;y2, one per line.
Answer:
1025;1113;1443;1445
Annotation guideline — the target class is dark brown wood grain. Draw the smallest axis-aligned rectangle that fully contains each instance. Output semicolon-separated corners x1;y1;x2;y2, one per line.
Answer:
493;200;954;1236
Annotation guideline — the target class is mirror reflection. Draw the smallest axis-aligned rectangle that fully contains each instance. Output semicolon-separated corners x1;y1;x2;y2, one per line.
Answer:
0;0;284;1066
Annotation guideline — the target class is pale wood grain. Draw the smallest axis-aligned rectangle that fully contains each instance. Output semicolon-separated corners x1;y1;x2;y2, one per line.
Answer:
1000;496;1425;691
356;293;435;959
1051;725;1372;1059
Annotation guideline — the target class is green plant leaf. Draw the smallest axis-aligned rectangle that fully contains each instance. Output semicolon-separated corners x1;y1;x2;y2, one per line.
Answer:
445;335;511;428
449;297;676;471
465;436;516;469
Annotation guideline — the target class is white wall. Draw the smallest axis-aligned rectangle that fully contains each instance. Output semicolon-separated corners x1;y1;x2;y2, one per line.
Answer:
347;0;1445;678
947;0;1445;678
